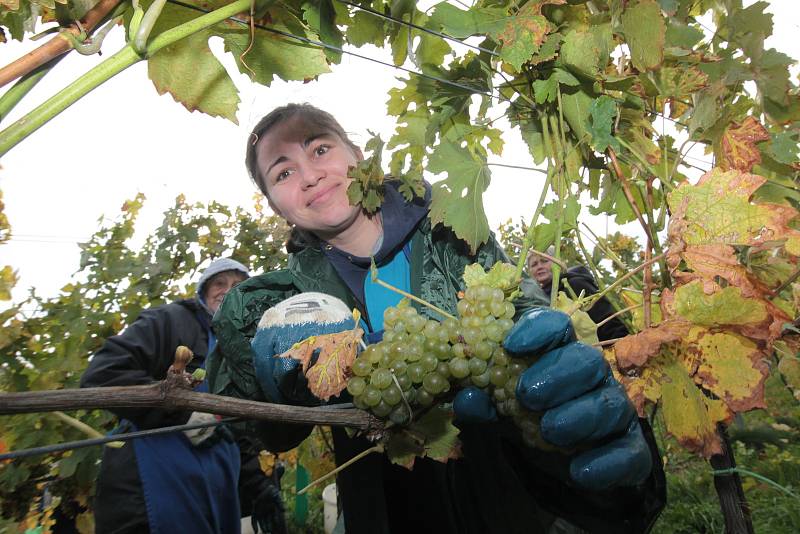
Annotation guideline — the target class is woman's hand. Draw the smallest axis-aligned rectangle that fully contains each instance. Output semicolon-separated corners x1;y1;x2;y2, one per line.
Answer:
251;292;355;406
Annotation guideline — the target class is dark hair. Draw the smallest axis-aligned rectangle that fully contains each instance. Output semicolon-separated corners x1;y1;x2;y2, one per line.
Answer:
244;103;359;198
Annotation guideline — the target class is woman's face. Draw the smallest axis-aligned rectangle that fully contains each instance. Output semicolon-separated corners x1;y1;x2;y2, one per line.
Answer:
255;116;363;239
527;255;554;286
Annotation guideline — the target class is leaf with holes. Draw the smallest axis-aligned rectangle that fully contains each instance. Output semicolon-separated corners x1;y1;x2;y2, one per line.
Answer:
279;328;364;401
719;116;770;172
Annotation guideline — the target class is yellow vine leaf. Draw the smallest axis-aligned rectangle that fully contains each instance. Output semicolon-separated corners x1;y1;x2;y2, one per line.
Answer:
719;116;770;172
279;328;364;401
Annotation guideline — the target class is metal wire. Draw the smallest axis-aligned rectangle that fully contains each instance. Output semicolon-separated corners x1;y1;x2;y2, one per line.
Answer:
166;0;517;106
0;417;239;461
333;0;500;57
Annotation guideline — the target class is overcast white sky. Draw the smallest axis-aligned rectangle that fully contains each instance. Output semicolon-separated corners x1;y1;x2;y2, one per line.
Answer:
1;0;798;307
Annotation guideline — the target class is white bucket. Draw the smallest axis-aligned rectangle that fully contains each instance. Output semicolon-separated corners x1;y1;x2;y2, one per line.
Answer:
322;483;338;534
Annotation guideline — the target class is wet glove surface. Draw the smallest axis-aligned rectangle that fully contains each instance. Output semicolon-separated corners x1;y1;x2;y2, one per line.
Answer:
251;292;355;405
454;308;652;491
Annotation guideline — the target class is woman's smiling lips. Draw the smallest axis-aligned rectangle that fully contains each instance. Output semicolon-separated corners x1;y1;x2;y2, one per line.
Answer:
307;182;340;207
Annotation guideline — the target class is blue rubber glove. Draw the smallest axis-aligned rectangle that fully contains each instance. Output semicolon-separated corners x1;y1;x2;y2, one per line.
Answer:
252;292;355;406
454;308;652;491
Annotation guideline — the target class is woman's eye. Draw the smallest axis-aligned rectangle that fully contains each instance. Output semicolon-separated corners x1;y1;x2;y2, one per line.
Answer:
314;144;330;156
275;169;292;182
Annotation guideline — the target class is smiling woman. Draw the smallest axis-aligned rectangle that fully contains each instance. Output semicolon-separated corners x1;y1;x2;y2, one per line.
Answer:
247;104;382;257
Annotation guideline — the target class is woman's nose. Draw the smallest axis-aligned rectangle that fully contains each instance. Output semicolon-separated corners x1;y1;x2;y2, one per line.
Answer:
299;161;325;187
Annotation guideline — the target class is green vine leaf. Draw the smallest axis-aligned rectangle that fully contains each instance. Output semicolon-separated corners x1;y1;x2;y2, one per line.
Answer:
428;143;491;254
586;95;620;153
621;0;666;72
347;132;386;213
147;3;240;122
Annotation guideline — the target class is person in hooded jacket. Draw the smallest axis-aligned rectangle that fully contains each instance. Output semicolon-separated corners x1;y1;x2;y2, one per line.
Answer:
524;248;630;342
207;104;666;534
80;258;286;534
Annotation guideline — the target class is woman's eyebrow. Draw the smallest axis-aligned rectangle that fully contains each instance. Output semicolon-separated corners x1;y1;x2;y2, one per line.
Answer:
265;133;334;176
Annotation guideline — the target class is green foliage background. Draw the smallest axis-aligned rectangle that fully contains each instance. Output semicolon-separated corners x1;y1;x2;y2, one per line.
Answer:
0;194;289;529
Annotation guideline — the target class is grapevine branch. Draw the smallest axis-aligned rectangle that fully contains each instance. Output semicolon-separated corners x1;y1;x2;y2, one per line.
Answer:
608;148;655;328
0;380;380;431
0;0;123;89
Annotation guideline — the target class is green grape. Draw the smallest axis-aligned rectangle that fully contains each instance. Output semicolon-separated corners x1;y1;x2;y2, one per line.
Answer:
456;299;471;317
468;358;487;376
400;306;418;322
508;361;526;375
436;327;450;343
473;340;493;360
416;388;434;406
492;347;510;366
367;345;384;364
352;357;372;377
383;329;398;343
485;322;504;342
462;315;481;329
498;318;514;333
420;354;438;372
405;343;422;361
390;359;407;375
395;373;412;390
504;375;519;396
464;286;480;303
462;327;483;346
424;338;437;354
389;405;411;425
452;343;466;358
382;384;402;406
449;357;470;378
423;320;439;339
503;302;516;319
476;285;492;302
422;372;446;395
407;363;425;383
407;315;426;333
471;370;491;388
493;387;507;402
363;386;382;407
409;332;425;347
383;307;400;327
490;288;504;304
435;342;452;360
347;376;367;396
373;400;393;417
371;368;393;389
490;366;509;387
380;352;393;367
489;298;505;318
353;395;368;410
475;300;491;317
435;361;450;377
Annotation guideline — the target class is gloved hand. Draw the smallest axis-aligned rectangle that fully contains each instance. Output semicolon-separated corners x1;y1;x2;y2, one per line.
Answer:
252;292;355;405
251;484;287;534
183;412;233;447
453;308;652;491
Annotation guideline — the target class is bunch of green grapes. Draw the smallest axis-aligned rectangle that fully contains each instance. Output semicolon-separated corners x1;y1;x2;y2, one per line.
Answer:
347;284;546;449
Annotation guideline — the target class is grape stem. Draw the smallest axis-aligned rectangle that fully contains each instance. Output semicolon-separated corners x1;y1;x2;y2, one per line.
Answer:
391;372;414;423
297;443;385;495
369;261;456;320
594;302;641;329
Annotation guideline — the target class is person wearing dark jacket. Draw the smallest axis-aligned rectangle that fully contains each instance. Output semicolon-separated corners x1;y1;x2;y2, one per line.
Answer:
525;250;630;342
81;258;286;534
207;104;666;534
